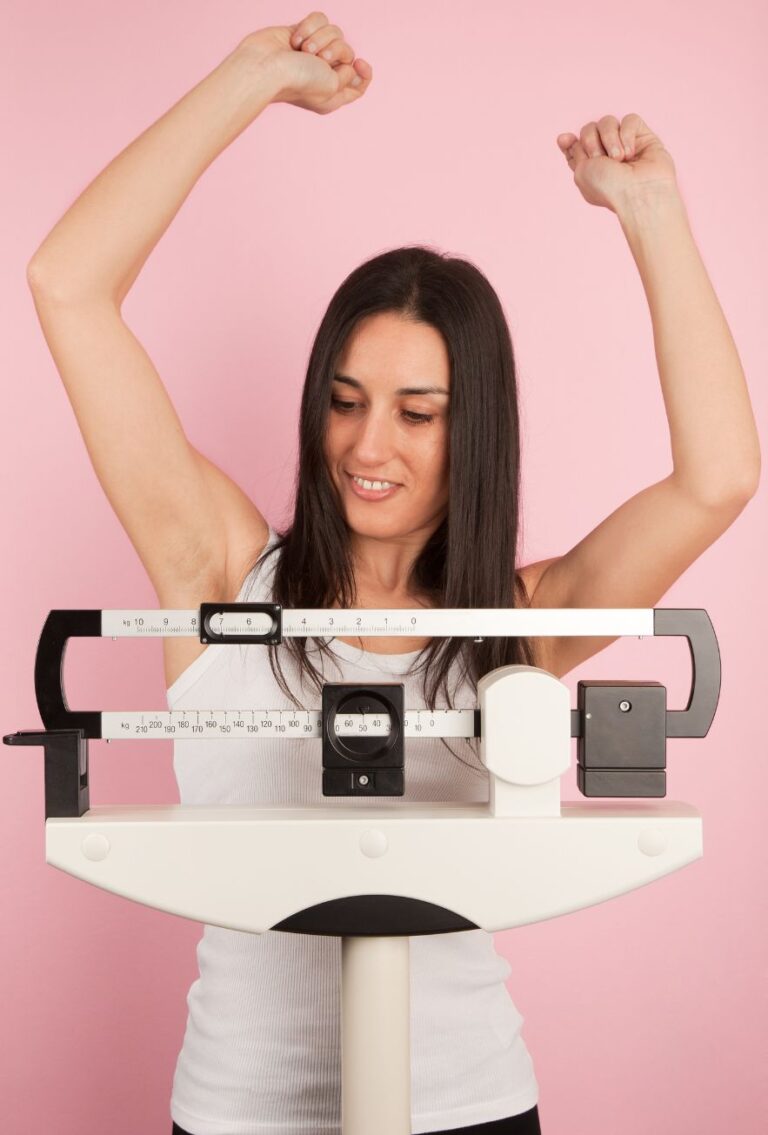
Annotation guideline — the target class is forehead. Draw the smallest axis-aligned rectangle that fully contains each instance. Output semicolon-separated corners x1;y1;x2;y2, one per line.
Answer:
336;312;450;392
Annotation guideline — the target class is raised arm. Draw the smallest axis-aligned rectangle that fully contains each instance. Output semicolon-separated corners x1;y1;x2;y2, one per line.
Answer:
25;37;291;611
25;17;372;614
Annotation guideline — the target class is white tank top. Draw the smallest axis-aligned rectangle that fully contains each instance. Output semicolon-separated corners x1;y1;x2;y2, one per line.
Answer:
167;525;539;1135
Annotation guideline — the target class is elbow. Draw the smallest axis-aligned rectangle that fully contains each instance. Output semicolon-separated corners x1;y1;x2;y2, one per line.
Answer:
25;255;70;302
707;478;759;512
743;465;761;502
730;457;762;504
26;256;110;307
706;481;759;511
26;255;50;292
674;464;761;510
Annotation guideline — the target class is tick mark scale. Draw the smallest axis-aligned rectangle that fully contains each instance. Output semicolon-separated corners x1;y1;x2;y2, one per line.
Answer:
101;708;476;742
100;606;655;640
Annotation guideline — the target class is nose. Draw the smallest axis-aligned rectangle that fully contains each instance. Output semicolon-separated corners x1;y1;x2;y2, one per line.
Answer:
350;406;398;468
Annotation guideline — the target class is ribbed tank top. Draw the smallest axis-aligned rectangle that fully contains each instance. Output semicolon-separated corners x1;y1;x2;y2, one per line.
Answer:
167;525;539;1135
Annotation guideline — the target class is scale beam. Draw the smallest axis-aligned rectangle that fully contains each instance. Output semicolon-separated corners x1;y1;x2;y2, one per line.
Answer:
30;606;719;743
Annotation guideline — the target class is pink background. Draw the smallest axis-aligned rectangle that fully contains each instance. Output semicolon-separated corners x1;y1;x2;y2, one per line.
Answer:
3;2;766;1132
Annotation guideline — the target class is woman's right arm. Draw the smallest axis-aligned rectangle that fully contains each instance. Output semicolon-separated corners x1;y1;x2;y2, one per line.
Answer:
26;39;285;604
26;18;371;609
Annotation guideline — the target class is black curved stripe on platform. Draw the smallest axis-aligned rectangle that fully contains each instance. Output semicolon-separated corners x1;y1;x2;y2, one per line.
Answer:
273;895;478;936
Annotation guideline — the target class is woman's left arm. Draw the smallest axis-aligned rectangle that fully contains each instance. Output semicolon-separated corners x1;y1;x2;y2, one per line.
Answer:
526;114;761;677
616;184;760;503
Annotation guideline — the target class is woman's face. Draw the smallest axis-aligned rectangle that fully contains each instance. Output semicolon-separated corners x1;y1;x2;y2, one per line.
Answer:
324;312;451;543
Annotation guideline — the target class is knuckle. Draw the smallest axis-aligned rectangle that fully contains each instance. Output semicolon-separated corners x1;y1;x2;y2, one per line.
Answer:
301;11;325;32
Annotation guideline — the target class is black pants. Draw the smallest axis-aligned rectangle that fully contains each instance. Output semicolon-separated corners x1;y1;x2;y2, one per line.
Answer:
172;1104;542;1134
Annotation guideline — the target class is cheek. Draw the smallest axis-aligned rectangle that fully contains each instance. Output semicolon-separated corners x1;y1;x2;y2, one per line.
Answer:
430;435;450;474
325;416;350;453
414;441;449;495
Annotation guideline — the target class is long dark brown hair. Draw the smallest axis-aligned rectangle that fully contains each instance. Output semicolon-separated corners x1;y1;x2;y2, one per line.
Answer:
242;245;538;765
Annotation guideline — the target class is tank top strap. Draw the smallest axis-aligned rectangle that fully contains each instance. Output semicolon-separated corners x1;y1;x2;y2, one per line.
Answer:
238;524;280;603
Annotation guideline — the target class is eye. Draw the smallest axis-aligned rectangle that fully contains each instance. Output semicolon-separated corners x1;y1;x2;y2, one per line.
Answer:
330;398;434;425
402;411;435;424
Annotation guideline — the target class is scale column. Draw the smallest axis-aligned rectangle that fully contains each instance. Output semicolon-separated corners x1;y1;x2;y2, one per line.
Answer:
341;935;411;1135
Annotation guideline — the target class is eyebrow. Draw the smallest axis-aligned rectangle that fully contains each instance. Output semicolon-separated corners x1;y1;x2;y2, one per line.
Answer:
333;374;450;397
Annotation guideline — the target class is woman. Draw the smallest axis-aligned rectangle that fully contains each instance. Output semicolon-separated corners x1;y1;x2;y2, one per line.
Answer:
25;12;760;1135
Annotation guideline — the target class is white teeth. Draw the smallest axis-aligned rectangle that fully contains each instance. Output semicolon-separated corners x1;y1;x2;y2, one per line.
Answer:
352;475;396;491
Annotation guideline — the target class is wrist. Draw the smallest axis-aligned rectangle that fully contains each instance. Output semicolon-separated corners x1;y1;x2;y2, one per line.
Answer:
615;183;686;231
229;36;288;106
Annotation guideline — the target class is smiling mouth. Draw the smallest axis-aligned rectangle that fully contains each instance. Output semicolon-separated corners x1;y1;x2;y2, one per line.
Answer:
345;472;403;498
342;472;399;485
345;472;402;487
